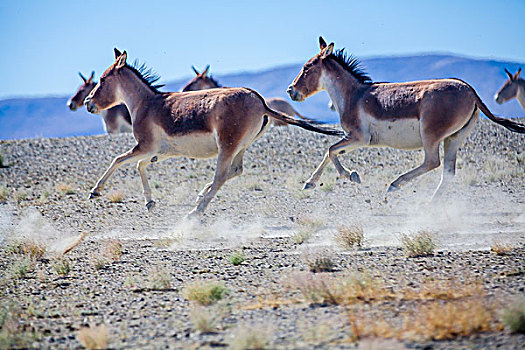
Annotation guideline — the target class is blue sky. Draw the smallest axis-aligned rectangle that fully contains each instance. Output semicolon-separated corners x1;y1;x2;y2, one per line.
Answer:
0;0;524;99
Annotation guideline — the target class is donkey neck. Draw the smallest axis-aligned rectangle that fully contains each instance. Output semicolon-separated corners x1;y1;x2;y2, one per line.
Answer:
320;61;363;116
119;69;156;124
516;79;525;111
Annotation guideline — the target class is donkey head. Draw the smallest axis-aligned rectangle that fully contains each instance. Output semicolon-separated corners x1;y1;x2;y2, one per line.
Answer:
287;37;334;102
495;68;522;104
67;71;95;111
181;65;218;92
85;49;127;114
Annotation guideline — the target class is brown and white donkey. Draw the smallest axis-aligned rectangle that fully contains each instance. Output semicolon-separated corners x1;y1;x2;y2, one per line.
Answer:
182;65;319;126
68;71;132;134
288;37;524;199
85;49;343;215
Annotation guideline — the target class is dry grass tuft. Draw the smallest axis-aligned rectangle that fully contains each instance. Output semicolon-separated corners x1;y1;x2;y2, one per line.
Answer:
55;183;75;195
230;324;270;350
412;278;483;301
103;239;123;260
348;297;495;341
303;253;336;273
404;298;493;340
491;241;513;256
106;190;125;203
190;306;220;334
77;324;108;350
0;185;9;203
147;267;172;290
0;303;39;348
291;217;324;244
6;239;46;260
400;231;436;257
289;271;386;305
500;296;525;334
90;239;123;270
53;257;71;276
6;256;35;279
12;189;27;204
183;280;228;305
229;251;246;266
335;225;364;249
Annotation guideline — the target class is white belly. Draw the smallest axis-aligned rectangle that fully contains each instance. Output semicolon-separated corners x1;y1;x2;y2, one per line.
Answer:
160;132;219;159
368;118;423;150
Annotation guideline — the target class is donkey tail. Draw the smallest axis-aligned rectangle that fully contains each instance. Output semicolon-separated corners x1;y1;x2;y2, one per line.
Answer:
293;109;324;124
246;88;344;137
471;89;525;133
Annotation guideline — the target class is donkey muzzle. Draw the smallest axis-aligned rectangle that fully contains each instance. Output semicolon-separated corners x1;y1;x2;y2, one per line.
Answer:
84;98;98;114
67;100;77;111
287;85;302;102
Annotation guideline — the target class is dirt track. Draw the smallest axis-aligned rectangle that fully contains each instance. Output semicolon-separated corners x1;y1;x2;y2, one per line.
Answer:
0;119;524;349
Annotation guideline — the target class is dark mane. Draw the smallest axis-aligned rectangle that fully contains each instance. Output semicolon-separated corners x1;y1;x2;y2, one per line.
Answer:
328;49;372;84
208;75;221;88
126;60;164;94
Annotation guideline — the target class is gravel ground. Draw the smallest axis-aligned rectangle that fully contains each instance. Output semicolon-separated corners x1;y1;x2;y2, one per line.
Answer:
0;119;524;349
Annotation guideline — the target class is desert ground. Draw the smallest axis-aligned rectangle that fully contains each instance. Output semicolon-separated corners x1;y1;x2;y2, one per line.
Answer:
0;119;524;349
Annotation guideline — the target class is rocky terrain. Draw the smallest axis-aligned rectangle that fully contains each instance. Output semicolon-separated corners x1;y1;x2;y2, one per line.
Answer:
0;119;524;349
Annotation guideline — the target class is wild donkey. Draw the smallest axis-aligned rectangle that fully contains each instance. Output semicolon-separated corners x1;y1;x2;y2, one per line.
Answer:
182;65;319;126
287;37;525;199
68;71;132;134
495;68;525;111
85;49;343;215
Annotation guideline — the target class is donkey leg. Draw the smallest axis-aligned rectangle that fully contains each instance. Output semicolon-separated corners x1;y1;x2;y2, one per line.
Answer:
303;151;331;190
328;139;363;184
304;136;363;189
189;152;235;215
432;112;478;200
137;160;155;211
388;142;440;192
90;145;147;198
195;150;245;203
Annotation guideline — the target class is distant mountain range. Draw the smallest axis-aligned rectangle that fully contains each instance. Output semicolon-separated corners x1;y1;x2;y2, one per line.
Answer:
1;54;523;140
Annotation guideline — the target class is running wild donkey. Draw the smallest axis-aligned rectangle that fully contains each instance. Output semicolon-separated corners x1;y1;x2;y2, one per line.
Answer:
288;37;525;199
85;49;343;215
182;65;318;126
68;71;132;134
495;68;525;112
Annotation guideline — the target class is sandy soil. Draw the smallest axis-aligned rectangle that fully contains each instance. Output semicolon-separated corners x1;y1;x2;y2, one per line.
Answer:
0;119;524;349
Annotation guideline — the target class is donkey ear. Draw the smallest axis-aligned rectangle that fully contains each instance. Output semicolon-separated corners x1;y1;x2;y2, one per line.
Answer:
514;68;522;79
505;68;513;80
87;71;95;83
321;42;334;58
115;51;127;69
79;72;87;83
114;48;122;59
192;65;200;75
319;36;327;50
202;65;210;77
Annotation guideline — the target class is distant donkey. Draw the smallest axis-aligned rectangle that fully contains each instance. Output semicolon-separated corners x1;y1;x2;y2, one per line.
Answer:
67;71;132;134
84;49;343;215
287;37;525;199
495;68;525;111
182;65;320;126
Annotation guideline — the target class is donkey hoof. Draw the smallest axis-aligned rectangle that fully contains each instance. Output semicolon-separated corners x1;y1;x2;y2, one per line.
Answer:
146;200;156;211
303;182;316;190
387;184;400;192
350;171;361;184
186;207;203;218
88;191;100;199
